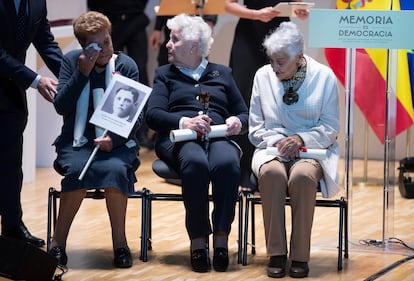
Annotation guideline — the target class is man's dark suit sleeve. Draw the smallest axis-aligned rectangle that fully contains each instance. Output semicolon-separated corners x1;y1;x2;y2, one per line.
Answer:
0;0;62;89
31;2;62;78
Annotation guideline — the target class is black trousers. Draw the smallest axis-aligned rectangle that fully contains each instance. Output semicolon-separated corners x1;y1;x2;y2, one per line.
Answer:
110;14;149;86
155;138;241;240
0;111;27;230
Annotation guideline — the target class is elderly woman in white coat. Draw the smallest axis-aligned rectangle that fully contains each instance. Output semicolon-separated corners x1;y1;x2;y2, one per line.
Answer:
248;22;340;279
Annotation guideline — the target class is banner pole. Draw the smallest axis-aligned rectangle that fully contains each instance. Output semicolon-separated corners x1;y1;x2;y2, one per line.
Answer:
382;47;396;244
344;47;356;241
78;129;108;181
344;47;355;200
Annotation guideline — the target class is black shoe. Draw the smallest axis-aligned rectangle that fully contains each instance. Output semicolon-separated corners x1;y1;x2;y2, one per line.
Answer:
213;247;229;272
49;246;68;266
289;261;309;278
190;248;211;273
1;224;45;247
267;255;287;278
114;247;132;268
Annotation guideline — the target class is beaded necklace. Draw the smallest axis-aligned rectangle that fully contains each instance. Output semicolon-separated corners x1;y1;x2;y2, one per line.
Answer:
282;59;307;105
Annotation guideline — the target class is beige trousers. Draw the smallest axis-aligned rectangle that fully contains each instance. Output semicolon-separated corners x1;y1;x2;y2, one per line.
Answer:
258;158;322;262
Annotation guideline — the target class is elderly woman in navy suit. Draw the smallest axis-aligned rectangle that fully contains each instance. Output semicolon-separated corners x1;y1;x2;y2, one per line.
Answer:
146;14;248;273
48;11;140;269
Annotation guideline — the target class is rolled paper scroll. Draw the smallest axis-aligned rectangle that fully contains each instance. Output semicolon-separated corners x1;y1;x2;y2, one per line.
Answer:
170;124;227;143
266;147;327;160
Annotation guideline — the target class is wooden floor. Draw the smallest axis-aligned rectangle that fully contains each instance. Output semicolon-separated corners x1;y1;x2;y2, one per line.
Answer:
2;149;414;281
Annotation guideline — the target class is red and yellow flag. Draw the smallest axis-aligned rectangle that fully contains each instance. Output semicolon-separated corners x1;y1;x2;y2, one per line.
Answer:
324;0;414;143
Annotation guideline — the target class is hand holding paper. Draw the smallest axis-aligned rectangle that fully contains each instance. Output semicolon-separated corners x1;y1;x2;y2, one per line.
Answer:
273;2;314;17
266;147;326;160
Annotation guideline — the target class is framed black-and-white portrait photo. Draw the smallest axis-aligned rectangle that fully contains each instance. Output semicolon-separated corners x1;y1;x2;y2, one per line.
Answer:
90;74;152;138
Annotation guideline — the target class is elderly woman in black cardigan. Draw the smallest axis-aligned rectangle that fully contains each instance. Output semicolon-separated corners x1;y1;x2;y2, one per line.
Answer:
146;13;248;273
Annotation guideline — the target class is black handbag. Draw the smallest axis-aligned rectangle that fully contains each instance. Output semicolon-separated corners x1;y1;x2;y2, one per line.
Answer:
0;236;63;281
398;157;414;199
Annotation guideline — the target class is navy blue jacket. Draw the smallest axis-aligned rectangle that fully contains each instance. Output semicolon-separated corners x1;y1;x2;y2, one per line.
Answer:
146;62;248;140
0;0;62;113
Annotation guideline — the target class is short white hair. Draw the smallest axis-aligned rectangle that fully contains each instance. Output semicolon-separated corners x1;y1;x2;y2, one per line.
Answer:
167;13;214;58
263;22;304;59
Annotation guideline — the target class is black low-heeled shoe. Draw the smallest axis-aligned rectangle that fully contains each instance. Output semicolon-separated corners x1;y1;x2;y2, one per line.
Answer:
289;261;309;278
213;247;229;272
267;255;287;278
49;246;68;266
114;247;132;268
190;248;211;273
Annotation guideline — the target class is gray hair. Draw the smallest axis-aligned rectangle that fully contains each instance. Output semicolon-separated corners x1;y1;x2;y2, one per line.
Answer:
167;13;214;58
263;22;304;59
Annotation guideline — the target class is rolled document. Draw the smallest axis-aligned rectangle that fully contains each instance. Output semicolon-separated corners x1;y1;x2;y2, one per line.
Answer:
266;147;327;160
170;124;227;143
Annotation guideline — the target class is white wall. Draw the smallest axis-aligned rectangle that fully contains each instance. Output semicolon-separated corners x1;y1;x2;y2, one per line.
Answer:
45;0;87;22
28;0;413;175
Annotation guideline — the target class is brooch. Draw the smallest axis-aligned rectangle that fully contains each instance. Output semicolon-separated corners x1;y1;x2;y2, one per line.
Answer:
211;70;220;78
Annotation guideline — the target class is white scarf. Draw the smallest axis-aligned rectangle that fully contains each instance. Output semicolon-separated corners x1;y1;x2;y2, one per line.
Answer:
73;55;116;147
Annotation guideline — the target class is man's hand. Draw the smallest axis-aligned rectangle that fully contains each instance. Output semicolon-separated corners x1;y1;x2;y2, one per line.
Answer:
37;76;58;103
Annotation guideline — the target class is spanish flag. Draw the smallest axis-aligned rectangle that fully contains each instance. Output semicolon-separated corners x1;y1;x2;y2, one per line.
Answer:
324;0;414;143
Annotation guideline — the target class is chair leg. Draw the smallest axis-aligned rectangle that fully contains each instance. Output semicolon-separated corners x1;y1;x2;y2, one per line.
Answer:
237;192;243;264
140;188;149;262
337;197;350;271
148;194;152;251
337;200;344;271
251;199;256;255
343;198;349;259
46;187;55;252
242;193;251;266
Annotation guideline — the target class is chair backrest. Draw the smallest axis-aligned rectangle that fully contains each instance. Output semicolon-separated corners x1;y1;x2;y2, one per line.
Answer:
248;173;259;193
398;157;414;198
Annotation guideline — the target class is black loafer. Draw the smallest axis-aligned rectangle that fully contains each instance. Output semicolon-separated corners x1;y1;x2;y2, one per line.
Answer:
1;224;45;247
289;261;309;278
49;246;68;266
267;255;287;278
190;248;211;273
114;247;132;268
213;247;229;272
